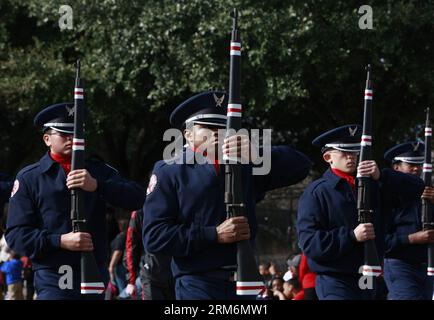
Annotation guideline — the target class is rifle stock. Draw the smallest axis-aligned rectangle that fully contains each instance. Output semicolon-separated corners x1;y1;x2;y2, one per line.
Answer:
71;60;105;294
224;9;265;296
357;65;382;277
422;107;434;276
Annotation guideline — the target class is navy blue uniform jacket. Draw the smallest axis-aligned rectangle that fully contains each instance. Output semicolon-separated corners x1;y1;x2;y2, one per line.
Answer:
384;196;428;264
143;146;311;278
5;153;145;271
297;168;424;275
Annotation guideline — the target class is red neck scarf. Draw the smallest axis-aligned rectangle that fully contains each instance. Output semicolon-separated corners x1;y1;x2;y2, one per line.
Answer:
50;151;72;175
191;146;220;175
331;168;355;190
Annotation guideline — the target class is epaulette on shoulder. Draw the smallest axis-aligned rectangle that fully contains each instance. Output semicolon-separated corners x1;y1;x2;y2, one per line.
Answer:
309;177;328;194
103;162;119;174
155;150;185;167
153;157;185;177
86;156;120;174
18;163;40;176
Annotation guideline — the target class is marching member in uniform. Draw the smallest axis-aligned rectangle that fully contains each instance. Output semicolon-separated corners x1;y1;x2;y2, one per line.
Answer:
383;142;434;299
297;125;424;300
143;91;311;300
5;103;145;300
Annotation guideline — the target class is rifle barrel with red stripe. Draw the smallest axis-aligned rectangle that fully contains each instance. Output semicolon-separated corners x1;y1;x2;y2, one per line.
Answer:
71;60;105;294
356;65;382;277
422;107;434;276
224;9;265;296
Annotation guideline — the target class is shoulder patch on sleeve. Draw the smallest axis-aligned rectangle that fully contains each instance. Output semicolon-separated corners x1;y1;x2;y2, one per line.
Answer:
10;179;19;198
146;174;158;195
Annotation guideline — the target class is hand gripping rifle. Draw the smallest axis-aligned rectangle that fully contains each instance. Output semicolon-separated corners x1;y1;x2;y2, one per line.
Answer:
71;60;105;294
422;107;434;276
356;65;382;277
224;9;265;296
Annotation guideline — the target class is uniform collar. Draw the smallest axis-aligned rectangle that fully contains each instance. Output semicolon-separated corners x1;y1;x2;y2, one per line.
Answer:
39;152;57;173
184;146;200;164
323;168;346;189
184;146;214;165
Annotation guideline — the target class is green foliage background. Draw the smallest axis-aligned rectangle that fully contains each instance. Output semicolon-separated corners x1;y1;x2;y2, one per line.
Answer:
1;0;433;182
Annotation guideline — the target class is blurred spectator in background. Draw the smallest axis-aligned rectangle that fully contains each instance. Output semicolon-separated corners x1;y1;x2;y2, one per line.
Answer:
108;218;129;299
271;276;284;293
0;234;11;263
259;262;272;287
0;172;13;218
269;262;282;278
256;288;276;300
283;253;301;281
0;250;23;300
20;256;34;300
272;278;302;300
0;234;11;299
296;253;317;300
125;209;174;300
106;206;119;251
287;278;302;300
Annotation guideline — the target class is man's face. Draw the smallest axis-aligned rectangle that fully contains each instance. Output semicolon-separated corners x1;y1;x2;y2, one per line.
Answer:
393;162;422;176
283;282;298;299
259;265;269;276
290;266;297;276
269;264;279;275
43;130;73;156
324;150;358;174
283;282;292;295
184;123;222;157
271;279;284;292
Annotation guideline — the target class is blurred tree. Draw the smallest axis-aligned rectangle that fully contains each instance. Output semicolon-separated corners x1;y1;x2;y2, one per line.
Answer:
0;0;433;182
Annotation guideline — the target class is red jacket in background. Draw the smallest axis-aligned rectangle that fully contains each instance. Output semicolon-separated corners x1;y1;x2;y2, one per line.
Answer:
293;290;304;300
299;254;316;289
126;210;143;286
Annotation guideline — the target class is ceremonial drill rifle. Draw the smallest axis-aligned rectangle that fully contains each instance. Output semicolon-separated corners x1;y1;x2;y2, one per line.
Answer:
357;65;382;277
422;107;434;276
224;9;266;296
71;60;105;294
